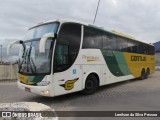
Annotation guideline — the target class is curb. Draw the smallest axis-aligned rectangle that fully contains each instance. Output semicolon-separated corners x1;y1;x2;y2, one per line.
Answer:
0;79;17;83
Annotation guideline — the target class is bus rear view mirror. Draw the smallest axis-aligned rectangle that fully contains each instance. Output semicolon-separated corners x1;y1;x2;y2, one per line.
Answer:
39;32;56;53
7;40;24;55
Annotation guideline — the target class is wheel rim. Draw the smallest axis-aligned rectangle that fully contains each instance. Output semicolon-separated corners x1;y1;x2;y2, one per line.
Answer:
86;80;94;90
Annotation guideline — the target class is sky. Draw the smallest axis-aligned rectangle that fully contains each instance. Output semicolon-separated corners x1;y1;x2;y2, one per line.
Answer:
0;0;160;61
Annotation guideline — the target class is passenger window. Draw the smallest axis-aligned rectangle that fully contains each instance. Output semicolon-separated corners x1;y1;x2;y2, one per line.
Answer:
116;36;128;52
102;33;116;50
82;27;102;49
128;41;138;53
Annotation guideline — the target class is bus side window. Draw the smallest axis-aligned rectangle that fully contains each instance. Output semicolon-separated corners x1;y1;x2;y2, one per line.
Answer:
116;36;128;52
82;26;102;49
150;46;155;55
128;40;138;53
102;33;116;50
137;43;146;54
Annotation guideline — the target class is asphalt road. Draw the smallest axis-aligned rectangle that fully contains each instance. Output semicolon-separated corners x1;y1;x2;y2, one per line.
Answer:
0;72;160;120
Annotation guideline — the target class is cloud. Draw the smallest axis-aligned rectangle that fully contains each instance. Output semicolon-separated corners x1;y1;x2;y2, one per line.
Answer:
96;0;160;42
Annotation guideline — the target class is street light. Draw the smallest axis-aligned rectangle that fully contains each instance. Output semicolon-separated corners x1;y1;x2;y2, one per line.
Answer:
0;45;2;63
93;0;101;24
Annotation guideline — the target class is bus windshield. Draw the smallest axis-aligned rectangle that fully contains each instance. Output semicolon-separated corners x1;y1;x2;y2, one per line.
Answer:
24;22;59;40
18;23;58;75
18;40;54;75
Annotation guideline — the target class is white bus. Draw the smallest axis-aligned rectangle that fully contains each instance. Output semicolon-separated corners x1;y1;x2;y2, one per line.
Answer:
7;19;155;97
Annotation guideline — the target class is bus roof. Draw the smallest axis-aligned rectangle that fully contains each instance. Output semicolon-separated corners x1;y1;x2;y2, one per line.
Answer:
112;30;154;46
29;19;153;46
29;19;89;29
88;24;153;46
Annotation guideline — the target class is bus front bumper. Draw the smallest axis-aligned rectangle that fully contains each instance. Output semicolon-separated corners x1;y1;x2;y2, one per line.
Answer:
17;81;54;97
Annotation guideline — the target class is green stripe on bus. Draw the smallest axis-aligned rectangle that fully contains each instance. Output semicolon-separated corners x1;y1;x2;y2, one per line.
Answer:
101;50;131;77
28;75;45;83
113;51;131;75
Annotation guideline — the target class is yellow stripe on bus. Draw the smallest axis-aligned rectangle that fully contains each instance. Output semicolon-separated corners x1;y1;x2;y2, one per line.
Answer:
17;73;35;85
124;53;155;78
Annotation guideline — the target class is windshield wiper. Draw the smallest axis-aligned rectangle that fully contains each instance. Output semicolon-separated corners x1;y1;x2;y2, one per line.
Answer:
20;41;26;52
18;49;28;72
18;41;27;71
27;46;36;74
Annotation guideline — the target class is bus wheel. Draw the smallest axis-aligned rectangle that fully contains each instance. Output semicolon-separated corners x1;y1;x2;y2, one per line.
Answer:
145;68;150;79
140;69;145;80
82;74;99;95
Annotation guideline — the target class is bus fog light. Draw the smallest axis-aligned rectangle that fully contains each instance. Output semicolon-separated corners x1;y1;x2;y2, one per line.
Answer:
36;81;50;86
41;90;49;94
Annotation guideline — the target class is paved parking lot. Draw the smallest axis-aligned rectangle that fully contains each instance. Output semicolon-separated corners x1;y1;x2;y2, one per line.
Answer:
0;71;160;120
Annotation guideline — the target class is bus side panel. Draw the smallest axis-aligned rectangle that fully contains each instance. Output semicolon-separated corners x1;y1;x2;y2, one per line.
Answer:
150;56;156;74
82;64;103;87
100;50;135;84
124;53;155;78
79;49;106;88
53;65;82;96
79;49;134;88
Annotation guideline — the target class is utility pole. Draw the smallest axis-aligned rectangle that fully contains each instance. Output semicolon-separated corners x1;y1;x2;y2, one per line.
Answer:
0;45;2;63
93;0;101;24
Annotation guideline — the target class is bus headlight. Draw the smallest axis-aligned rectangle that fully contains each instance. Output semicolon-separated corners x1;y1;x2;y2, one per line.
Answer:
36;81;50;86
41;90;49;95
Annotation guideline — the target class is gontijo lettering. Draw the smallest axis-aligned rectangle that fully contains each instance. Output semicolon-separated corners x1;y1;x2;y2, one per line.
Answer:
131;56;146;61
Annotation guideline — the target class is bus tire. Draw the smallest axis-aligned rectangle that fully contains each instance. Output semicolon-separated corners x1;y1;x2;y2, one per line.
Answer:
140;69;145;80
147;68;150;75
145;68;150;79
82;74;99;95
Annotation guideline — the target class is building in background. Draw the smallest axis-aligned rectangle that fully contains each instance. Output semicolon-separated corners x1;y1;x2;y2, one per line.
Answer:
0;61;4;65
153;41;160;67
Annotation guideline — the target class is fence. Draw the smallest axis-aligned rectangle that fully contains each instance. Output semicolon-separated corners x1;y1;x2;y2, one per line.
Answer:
0;64;18;80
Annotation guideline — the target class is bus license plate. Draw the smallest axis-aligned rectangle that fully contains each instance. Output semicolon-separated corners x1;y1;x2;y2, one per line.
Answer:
25;87;31;92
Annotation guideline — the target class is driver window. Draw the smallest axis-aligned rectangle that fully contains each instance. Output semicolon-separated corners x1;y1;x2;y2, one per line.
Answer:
55;44;69;65
54;23;81;72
